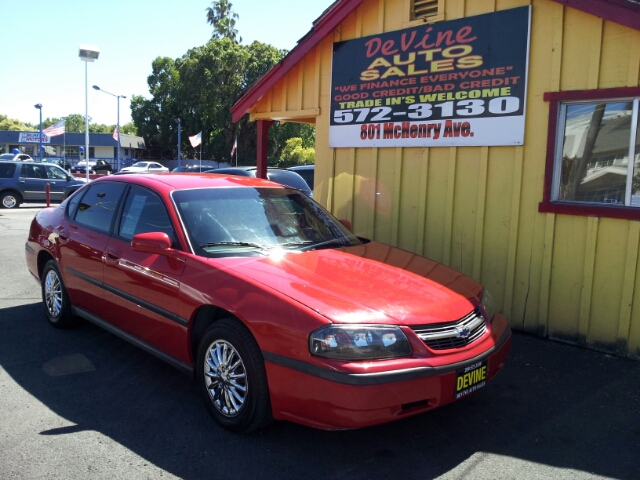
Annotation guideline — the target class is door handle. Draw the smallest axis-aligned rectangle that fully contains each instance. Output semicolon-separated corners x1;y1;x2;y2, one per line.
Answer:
104;249;121;265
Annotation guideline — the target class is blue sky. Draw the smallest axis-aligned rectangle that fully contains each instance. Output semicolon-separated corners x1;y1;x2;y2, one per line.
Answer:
1;0;330;128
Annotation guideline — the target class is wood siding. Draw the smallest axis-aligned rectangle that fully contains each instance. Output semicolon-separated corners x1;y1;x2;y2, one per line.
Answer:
246;0;640;359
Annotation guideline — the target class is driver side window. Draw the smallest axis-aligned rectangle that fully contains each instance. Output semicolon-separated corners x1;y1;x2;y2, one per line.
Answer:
118;185;177;247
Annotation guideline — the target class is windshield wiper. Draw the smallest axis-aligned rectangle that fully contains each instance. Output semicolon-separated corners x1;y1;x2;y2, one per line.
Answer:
299;239;351;252
276;241;314;248
200;241;266;249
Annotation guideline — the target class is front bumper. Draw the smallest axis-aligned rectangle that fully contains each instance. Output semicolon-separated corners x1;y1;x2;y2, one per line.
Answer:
264;315;512;430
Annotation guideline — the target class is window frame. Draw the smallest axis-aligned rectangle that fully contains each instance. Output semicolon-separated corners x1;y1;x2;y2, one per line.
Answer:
540;86;640;220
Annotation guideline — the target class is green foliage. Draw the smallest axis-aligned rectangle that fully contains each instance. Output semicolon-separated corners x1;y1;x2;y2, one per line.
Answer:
131;38;288;161
121;122;137;135
206;0;241;43
0;114;35;131
276;137;315;167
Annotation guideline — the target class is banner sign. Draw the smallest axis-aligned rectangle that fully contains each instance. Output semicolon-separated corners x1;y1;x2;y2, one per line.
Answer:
329;6;531;148
19;133;50;144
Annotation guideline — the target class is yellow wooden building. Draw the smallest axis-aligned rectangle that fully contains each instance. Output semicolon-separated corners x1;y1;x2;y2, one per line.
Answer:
231;0;640;359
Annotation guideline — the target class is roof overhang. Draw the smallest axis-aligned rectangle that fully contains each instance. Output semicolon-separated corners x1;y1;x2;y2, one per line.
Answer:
551;0;640;31
231;0;364;123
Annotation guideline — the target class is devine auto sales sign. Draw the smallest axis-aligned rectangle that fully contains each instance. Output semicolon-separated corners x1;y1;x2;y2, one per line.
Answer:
329;6;531;148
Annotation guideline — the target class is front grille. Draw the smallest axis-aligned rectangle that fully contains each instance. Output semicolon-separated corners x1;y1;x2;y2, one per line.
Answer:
411;308;487;350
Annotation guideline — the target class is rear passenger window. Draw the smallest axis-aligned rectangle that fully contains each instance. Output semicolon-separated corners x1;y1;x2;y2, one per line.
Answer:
20;164;47;179
118;185;177;246
73;182;127;233
0;163;16;178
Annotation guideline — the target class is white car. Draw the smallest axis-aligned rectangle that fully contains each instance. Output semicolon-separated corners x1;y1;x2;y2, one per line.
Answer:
119;161;169;173
0;153;34;162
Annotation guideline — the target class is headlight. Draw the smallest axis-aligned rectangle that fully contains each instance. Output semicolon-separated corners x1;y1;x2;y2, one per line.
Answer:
309;325;412;360
480;288;496;322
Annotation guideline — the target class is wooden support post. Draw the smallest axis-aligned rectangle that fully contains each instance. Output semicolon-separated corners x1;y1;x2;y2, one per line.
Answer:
257;120;274;179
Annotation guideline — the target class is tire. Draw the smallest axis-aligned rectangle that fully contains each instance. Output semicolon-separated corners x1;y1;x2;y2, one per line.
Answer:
0;191;22;209
196;318;272;433
41;260;78;329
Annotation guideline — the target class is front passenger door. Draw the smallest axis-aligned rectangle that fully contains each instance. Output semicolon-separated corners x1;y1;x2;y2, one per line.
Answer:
102;185;188;363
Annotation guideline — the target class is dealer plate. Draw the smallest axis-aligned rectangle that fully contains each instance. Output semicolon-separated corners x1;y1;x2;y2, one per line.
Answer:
455;359;488;399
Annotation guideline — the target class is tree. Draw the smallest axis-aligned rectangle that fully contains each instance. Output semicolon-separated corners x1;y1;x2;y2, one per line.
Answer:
131;38;287;161
0;114;35;131
276;137;315;167
206;0;241;43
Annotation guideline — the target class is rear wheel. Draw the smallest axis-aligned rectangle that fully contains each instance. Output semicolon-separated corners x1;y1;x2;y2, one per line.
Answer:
41;260;78;329
0;191;22;209
196;318;272;433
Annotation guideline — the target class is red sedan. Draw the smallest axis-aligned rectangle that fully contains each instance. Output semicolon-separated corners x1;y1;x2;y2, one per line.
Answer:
25;173;511;432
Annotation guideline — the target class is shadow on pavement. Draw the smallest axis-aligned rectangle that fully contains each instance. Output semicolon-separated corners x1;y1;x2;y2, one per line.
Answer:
1;303;639;479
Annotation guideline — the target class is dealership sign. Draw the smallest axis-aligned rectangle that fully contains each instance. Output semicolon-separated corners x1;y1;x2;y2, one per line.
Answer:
19;133;50;144
329;6;531;148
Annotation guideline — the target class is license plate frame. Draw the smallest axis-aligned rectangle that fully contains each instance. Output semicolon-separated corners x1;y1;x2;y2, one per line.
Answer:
455;359;488;399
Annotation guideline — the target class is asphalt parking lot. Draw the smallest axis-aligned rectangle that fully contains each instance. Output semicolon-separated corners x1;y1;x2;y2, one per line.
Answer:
1;204;639;479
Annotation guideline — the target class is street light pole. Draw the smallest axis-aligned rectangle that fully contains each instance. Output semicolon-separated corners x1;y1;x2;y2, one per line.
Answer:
174;118;181;169
79;45;100;182
93;85;126;172
34;104;42;161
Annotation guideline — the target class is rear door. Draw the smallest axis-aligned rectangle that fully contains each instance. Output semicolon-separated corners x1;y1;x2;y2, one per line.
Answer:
18;163;48;201
58;181;127;314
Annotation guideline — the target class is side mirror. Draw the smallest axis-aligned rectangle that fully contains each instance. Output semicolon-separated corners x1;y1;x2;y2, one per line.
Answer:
339;219;352;231
131;232;171;254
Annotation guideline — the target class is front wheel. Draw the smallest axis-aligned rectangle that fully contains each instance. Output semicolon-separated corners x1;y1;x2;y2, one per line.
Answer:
196;318;272;433
0;191;22;209
41;260;78;329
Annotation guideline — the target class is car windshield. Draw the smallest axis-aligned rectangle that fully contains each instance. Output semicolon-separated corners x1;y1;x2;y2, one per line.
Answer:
131;162;148;168
172;187;360;257
0;154;15;160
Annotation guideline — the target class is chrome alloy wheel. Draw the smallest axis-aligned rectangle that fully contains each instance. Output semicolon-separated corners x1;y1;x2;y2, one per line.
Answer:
2;194;17;208
44;269;63;318
204;340;248;417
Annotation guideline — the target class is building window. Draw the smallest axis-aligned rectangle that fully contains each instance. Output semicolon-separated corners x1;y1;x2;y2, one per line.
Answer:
65;146;79;157
540;87;640;220
412;0;440;21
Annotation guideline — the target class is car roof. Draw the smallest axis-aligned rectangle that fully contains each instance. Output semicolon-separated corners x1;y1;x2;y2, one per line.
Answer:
89;172;288;193
0;160;62;166
287;165;314;170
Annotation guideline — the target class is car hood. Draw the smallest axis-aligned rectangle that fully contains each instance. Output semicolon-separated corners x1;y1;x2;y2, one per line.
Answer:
219;241;482;325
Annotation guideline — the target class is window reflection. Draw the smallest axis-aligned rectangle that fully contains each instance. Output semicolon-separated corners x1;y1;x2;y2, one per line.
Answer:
560;102;634;204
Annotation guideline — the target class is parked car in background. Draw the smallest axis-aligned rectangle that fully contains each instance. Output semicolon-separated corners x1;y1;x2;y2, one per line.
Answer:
0;161;87;208
172;165;215;173
25;173;511;433
120;161;169;173
207;167;312;197
0;153;34;162
57;159;74;172
71;161;96;174
287;165;314;194
93;160;114;174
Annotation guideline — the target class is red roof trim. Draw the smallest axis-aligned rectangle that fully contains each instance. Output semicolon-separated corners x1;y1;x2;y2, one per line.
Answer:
551;0;640;31
231;0;364;123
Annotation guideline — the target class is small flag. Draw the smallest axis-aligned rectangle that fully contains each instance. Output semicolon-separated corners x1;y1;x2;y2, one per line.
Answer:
112;126;119;141
189;131;202;148
230;136;237;157
43;119;65;137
